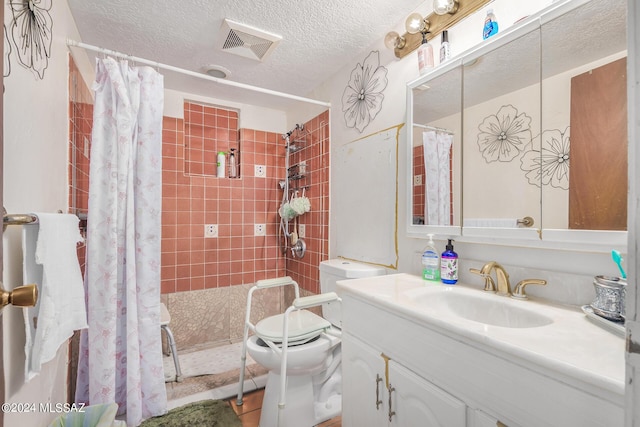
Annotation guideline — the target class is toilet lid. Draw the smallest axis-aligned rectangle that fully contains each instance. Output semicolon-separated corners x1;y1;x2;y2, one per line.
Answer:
255;310;331;344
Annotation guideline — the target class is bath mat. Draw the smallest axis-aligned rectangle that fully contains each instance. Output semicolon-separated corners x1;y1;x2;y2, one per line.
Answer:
139;400;241;427
164;341;256;381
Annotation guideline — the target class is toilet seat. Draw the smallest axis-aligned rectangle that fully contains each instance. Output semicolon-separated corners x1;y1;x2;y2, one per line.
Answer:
255;310;331;347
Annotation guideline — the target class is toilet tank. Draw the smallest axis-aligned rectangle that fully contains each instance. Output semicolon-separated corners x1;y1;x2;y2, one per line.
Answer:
319;259;386;327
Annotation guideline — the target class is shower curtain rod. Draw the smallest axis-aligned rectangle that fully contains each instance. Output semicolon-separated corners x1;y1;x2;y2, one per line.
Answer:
66;39;332;108
414;123;454;135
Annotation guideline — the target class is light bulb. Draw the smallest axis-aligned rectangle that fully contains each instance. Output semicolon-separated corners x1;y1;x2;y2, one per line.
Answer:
384;31;406;49
433;0;458;15
405;13;426;34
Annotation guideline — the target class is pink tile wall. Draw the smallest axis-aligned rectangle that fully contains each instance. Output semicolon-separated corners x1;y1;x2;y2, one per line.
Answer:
68;81;330;297
161;102;330;294
282;112;331;294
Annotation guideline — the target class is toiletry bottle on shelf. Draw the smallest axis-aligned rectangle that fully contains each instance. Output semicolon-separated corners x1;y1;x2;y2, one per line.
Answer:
421;234;440;281
217;151;226;178
417;32;434;75
441;239;458;284
228;148;237;178
439;30;450;63
483;9;498;40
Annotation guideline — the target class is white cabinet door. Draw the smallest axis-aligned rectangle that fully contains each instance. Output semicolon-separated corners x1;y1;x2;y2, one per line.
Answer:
342;332;466;427
389;360;466;427
342;332;387;427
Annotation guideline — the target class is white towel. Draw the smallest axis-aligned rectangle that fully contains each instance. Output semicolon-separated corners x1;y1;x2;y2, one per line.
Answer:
23;213;88;381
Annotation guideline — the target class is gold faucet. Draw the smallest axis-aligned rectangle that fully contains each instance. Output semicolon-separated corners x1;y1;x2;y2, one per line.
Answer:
471;262;548;299
512;279;547;300
469;266;496;292
470;262;512;296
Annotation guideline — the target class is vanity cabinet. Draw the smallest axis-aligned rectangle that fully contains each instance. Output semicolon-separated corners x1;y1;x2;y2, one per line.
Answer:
342;332;466;427
339;275;625;427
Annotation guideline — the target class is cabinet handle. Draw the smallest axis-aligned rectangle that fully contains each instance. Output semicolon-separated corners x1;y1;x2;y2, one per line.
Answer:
388;384;396;421
375;374;383;410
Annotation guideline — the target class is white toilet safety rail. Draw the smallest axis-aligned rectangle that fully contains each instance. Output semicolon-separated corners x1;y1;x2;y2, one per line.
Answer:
236;276;341;427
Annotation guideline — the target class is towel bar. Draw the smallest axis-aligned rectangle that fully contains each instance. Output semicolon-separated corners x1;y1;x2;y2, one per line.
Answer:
3;208;87;232
2;212;38;230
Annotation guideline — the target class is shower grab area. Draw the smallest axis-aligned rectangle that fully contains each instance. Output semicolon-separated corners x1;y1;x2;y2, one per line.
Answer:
278;124;312;259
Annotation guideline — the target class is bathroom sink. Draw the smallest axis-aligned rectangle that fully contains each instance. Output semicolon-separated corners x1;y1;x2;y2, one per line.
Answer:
408;288;554;328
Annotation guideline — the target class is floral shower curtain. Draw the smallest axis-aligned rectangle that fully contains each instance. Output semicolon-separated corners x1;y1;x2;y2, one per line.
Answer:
423;131;453;226
75;57;166;425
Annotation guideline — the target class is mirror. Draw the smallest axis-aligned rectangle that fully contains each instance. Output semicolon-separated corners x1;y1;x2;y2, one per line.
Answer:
540;0;627;232
408;0;628;242
410;63;462;230
462;26;541;236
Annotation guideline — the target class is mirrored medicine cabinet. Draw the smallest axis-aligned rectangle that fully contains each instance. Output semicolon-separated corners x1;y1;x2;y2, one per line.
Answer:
407;0;627;248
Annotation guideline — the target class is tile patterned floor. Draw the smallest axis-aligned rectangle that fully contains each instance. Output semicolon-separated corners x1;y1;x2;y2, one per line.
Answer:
226;389;342;427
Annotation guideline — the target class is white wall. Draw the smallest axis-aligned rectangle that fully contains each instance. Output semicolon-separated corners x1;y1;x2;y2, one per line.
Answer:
317;0;621;306
2;2;90;426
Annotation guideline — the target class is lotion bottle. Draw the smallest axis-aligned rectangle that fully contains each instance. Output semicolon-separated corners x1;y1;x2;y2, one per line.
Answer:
440;239;458;284
439;30;450;63
217;151;226;178
421;234;440;281
417;32;434;75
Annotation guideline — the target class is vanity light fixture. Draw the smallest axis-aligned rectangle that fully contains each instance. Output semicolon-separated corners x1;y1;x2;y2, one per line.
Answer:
433;0;459;15
386;0;491;59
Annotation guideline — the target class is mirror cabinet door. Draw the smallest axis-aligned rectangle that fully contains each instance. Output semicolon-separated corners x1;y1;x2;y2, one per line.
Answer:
461;27;542;234
410;64;463;230
540;0;627;232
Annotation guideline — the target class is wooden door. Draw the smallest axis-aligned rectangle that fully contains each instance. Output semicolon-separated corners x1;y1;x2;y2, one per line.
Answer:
569;57;627;230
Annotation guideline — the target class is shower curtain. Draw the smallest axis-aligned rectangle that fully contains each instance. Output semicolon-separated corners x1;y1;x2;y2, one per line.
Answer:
423;131;453;225
75;57;167;425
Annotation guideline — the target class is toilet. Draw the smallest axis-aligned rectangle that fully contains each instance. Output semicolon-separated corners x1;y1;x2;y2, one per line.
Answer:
246;259;386;427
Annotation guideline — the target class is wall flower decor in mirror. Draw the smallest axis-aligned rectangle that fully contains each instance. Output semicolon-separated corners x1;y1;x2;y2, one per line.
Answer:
521;127;570;190
477;104;532;163
3;25;12;77
342;50;388;133
9;0;53;79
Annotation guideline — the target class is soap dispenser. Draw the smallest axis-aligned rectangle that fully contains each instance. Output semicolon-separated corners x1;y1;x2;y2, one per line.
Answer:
421;234;440;281
440;239;458;284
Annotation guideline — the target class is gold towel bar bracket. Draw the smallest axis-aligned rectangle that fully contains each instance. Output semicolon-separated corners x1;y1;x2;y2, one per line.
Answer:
2;207;37;231
3;207;87;232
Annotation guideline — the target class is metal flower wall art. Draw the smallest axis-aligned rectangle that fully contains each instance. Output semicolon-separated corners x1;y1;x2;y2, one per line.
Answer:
9;0;53;80
342;50;388;133
520;127;570;190
477;104;532;163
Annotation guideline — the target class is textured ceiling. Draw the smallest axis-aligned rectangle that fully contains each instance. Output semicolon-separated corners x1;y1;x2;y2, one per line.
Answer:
67;0;425;110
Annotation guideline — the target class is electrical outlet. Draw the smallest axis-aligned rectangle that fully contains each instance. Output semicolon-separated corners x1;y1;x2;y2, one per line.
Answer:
205;224;218;238
298;224;306;238
254;223;266;236
414;175;423;186
255;165;266;178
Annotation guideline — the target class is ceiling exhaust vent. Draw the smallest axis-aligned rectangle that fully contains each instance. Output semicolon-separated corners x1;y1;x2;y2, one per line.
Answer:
216;19;282;62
